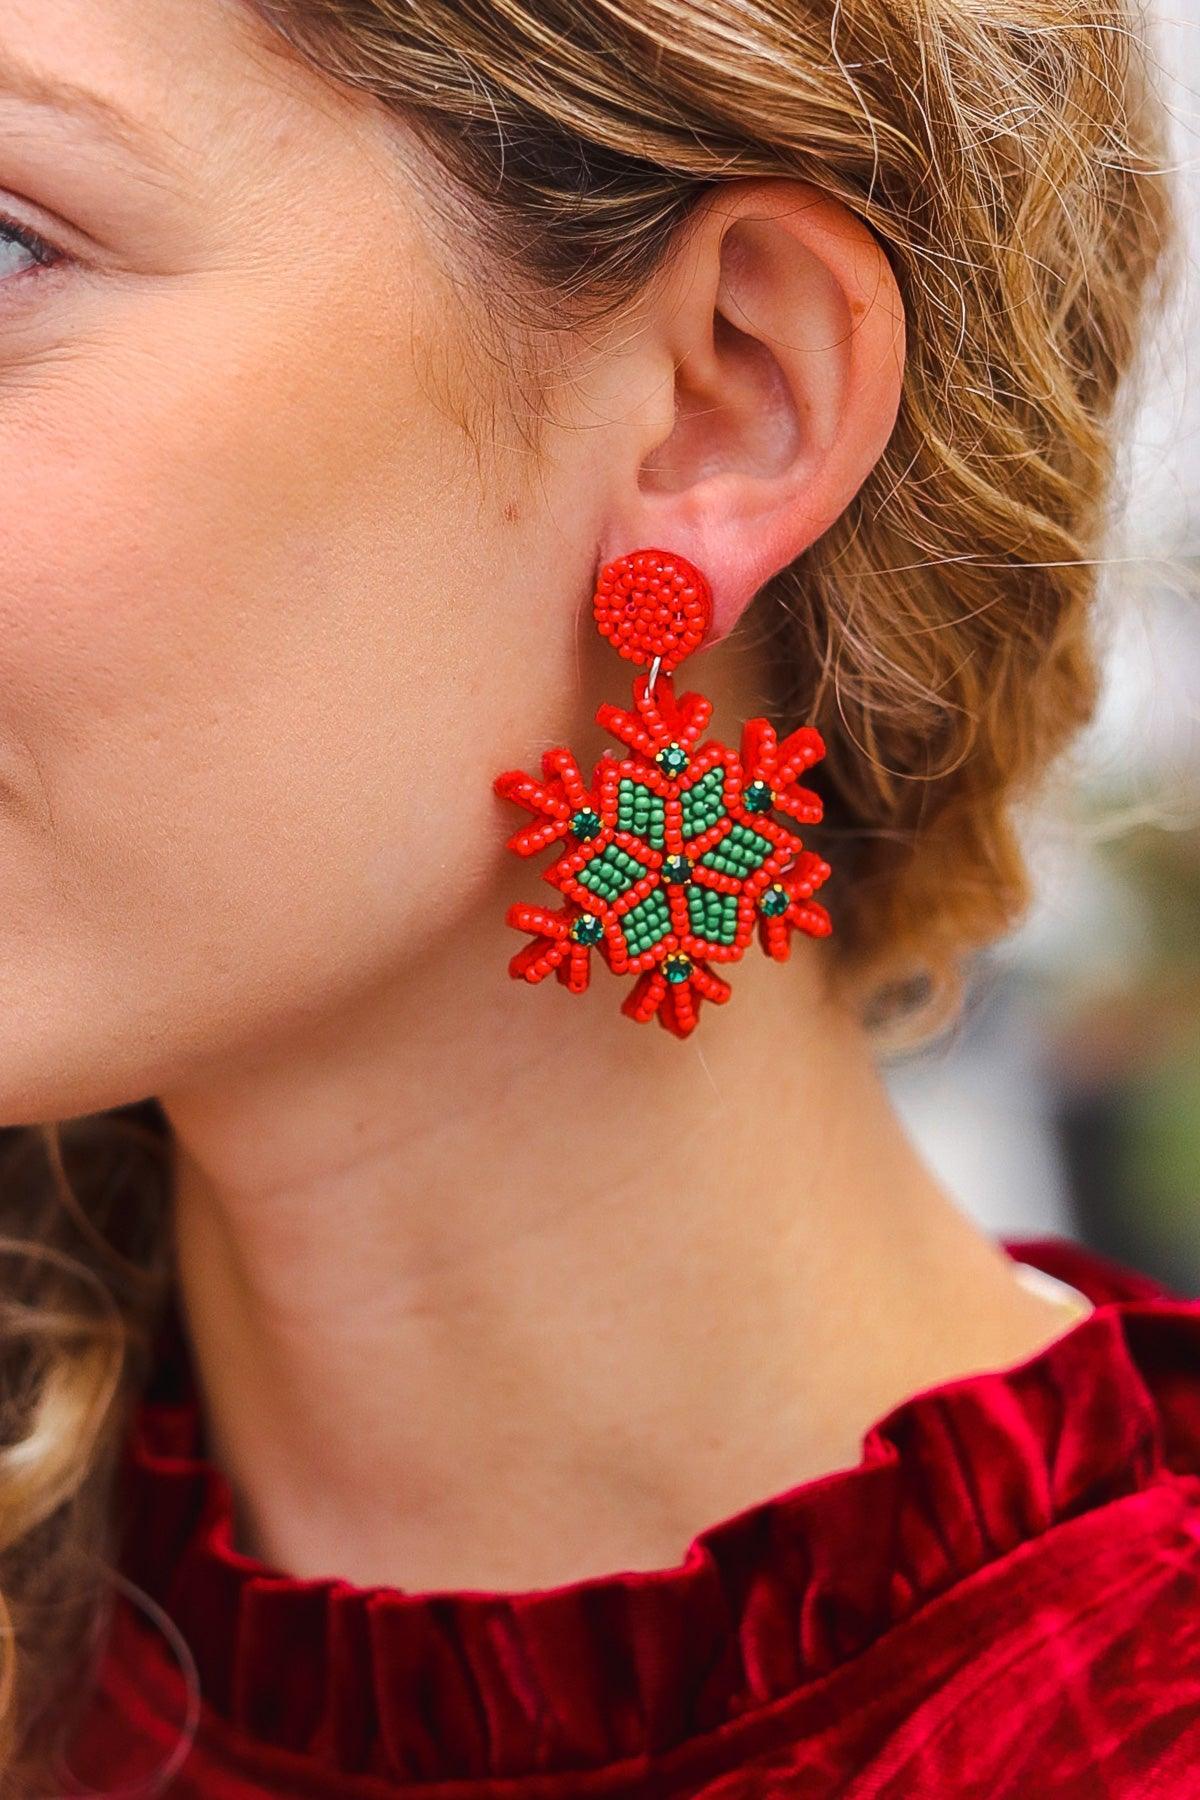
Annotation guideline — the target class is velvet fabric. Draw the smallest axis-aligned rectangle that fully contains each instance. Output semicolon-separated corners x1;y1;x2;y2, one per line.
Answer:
66;1235;1200;1797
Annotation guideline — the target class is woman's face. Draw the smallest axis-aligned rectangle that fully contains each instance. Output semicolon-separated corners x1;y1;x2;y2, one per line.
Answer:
0;0;614;1119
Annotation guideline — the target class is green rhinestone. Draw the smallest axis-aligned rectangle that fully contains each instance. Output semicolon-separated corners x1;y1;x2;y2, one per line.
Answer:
661;854;693;885
570;911;605;944
570;807;603;840
758;883;791;917
662;952;693;984
655;742;690;777
743;780;774;813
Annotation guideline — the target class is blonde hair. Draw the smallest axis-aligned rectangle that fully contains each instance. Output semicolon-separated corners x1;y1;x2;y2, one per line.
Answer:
0;0;1179;1786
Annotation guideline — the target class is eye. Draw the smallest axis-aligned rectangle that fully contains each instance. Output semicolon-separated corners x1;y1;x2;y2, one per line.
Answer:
0;211;63;290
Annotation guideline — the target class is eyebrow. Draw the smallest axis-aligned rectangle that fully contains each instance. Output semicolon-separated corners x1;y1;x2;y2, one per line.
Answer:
0;51;182;172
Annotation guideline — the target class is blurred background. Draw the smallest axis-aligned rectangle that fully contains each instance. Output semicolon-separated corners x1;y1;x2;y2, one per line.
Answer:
884;0;1200;1294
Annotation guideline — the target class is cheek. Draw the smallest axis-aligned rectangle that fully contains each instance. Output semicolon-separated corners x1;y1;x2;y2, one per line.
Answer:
0;275;543;1110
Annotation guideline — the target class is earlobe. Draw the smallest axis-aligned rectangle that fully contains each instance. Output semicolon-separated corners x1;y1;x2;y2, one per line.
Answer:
601;179;906;642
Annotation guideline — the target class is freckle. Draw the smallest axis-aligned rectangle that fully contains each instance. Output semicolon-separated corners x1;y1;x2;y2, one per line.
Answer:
503;500;520;524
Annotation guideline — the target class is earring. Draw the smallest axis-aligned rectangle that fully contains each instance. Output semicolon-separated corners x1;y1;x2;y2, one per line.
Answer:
493;549;832;1038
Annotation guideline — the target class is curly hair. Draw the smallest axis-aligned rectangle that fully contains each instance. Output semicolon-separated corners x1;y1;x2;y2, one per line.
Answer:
0;0;1178;1787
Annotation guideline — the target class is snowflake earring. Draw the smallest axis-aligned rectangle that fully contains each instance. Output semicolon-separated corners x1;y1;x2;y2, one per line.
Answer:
493;549;833;1038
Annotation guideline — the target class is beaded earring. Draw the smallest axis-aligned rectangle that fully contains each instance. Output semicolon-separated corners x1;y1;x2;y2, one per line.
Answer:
493;549;832;1038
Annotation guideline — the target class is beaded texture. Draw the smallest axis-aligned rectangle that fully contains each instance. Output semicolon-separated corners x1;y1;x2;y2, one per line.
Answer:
494;549;832;1037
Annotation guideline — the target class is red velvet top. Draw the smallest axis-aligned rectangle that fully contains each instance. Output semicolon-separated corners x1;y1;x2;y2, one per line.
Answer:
66;1236;1200;1798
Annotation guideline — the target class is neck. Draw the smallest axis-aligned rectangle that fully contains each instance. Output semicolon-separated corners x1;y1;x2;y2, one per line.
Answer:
161;924;1071;1592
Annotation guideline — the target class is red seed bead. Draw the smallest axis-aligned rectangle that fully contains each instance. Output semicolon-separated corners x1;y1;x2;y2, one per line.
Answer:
592;549;713;672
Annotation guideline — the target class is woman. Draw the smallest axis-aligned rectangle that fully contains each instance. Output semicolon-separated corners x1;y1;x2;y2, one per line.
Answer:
0;0;1194;1793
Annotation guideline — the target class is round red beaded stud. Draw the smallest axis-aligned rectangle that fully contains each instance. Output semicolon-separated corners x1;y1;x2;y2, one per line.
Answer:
592;548;712;673
494;547;833;1039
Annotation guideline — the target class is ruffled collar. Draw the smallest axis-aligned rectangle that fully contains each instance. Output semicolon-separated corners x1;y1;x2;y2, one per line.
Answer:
111;1237;1200;1787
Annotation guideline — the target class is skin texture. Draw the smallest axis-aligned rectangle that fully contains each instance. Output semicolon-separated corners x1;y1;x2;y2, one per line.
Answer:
0;0;1082;1590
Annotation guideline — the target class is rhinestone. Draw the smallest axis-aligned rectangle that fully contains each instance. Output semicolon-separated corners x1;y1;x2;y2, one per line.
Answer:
758;884;791;917
655;742;690;777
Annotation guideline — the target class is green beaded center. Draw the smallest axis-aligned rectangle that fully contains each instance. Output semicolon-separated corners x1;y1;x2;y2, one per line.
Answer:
700;822;774;880
661;854;693;885
758;883;791;917
616;778;665;849
570;910;606;943
621;889;673;955
576;844;648;901
687;886;740;945
656;742;690;777
570;807;603;840
662;952;693;984
743;780;774;814
680;766;726;838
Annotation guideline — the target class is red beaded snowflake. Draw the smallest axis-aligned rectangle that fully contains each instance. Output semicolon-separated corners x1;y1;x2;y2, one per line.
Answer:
494;549;833;1038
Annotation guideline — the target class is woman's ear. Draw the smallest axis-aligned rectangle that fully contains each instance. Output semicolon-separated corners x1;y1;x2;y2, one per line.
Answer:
596;179;905;641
